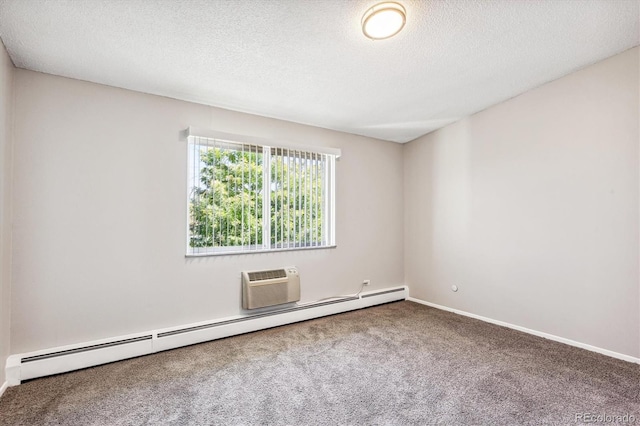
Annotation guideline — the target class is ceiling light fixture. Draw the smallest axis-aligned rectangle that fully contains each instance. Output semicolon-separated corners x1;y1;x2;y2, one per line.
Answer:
361;2;406;40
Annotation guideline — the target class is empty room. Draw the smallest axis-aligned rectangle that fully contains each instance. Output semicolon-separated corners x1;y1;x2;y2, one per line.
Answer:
0;0;638;424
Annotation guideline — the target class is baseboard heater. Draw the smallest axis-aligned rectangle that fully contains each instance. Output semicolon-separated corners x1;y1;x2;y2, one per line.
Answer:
6;286;407;385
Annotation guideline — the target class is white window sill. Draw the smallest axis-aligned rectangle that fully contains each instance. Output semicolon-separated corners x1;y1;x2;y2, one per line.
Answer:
185;244;337;257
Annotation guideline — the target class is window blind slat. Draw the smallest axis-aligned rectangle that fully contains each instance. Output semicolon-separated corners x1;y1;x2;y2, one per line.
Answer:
241;143;245;249
303;151;308;247
209;138;214;252
286;149;291;249
314;152;319;246
254;144;259;250
262;146;270;250
323;154;328;245
280;152;284;248
191;139;197;253
294;150;298;247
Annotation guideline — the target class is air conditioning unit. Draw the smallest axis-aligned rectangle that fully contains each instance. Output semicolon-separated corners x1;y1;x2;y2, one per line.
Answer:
242;267;300;310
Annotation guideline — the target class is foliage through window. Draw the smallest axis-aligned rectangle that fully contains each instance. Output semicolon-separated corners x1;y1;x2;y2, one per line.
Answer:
187;134;337;255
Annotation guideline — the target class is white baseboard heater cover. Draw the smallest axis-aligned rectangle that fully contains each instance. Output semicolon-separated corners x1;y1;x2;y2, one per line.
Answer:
6;286;407;385
242;267;300;310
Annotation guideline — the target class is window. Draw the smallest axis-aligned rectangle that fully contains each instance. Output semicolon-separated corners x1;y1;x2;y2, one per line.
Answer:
186;129;338;256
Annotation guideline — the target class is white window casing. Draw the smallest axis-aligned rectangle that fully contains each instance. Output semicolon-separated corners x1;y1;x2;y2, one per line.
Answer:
184;127;339;256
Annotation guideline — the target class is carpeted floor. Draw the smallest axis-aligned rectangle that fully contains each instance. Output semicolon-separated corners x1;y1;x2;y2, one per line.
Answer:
0;301;638;425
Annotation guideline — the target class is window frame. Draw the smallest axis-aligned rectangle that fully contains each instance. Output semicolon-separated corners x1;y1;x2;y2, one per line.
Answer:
183;127;340;257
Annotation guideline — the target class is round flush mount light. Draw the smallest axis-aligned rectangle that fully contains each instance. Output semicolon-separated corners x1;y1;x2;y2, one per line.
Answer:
361;2;406;40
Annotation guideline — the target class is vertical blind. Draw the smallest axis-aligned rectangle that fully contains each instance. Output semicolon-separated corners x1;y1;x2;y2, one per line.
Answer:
187;135;336;255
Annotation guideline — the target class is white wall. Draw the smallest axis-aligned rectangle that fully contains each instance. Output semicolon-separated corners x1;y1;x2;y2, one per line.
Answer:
405;47;640;358
0;39;14;385
10;70;404;354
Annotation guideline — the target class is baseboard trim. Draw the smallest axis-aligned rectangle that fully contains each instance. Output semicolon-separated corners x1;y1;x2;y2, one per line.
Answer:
6;286;407;385
0;381;7;399
407;297;640;365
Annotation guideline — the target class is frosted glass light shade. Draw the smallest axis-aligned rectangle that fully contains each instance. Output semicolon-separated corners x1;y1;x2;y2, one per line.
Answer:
362;2;406;40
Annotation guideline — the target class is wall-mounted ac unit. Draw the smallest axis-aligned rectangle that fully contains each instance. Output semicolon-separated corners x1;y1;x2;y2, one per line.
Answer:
242;267;300;310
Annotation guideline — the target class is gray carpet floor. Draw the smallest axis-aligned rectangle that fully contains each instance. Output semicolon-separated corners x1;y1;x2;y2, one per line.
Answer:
0;301;638;425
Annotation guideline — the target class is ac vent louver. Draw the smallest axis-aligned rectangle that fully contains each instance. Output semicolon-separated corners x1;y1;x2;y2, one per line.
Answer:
248;269;287;282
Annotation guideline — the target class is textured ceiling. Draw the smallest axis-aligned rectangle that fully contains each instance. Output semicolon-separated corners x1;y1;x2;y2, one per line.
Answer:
0;0;638;143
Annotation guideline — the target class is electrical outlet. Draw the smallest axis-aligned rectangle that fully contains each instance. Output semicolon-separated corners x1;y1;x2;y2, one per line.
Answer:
363;279;371;286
